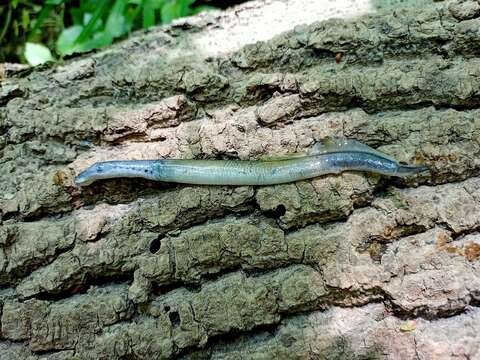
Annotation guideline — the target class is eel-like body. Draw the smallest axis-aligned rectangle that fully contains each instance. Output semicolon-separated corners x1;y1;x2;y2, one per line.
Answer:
74;139;429;186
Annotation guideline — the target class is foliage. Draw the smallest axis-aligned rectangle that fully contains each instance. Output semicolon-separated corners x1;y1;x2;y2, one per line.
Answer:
0;0;216;65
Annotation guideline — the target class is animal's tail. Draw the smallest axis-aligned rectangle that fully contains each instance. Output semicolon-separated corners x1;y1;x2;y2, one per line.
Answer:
395;164;430;177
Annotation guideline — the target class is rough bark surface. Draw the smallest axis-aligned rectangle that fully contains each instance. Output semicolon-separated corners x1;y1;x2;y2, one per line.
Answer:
1;0;480;359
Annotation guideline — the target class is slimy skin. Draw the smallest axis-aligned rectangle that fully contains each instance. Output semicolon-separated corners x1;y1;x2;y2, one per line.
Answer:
74;152;429;186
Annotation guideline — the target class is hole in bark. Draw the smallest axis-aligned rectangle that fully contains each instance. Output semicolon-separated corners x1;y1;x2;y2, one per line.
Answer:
347;95;363;109
274;204;286;216
2;212;15;221
263;204;286;218
149;238;161;254
153;282;175;295
164;305;170;312
32;283;90;301
169;311;181;326
311;48;336;59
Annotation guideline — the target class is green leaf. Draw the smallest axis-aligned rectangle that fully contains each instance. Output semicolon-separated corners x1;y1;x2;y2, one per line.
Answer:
81;13;101;30
46;0;65;5
76;31;114;52
24;42;54;66
27;4;53;41
152;0;166;8
161;1;181;24
21;9;30;31
105;0;129;37
76;1;110;44
57;25;115;55
0;5;12;45
124;4;143;32
56;25;83;55
191;5;216;15
178;0;193;16
142;0;155;28
70;8;84;25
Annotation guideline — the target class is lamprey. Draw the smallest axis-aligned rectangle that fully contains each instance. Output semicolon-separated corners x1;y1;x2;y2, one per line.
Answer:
74;139;429;186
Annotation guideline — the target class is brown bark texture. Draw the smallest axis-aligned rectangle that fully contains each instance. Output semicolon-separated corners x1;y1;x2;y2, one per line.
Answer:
1;0;480;359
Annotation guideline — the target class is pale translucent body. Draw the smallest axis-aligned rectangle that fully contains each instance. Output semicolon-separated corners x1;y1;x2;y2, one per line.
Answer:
74;152;428;186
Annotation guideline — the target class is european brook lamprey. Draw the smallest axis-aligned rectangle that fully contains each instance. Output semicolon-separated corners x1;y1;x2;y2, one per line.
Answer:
74;139;429;186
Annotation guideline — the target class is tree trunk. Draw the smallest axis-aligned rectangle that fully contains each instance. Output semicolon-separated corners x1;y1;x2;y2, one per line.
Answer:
1;0;480;358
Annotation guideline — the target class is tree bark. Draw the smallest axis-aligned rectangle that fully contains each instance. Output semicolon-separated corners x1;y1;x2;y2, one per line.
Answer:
1;0;480;359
